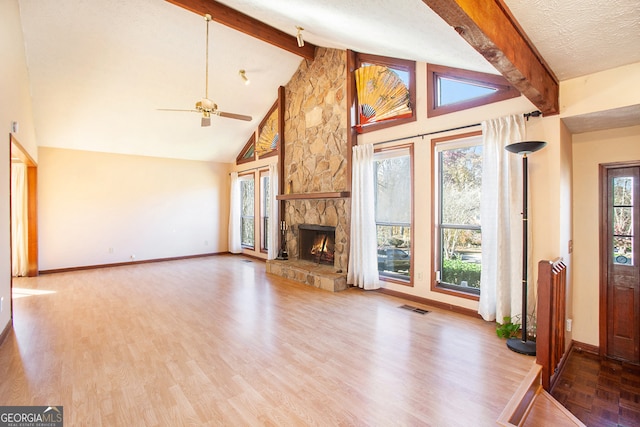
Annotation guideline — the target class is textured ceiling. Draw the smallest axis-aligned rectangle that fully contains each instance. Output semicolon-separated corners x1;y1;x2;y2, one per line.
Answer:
503;0;640;81
16;0;640;162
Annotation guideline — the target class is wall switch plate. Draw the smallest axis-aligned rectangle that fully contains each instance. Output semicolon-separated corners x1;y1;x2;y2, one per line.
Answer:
566;318;572;332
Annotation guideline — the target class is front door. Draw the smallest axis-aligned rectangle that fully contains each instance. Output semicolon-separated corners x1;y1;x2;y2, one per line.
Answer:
602;164;640;363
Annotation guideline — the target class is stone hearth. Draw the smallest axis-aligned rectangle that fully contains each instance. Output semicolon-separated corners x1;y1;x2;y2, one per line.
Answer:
266;259;347;292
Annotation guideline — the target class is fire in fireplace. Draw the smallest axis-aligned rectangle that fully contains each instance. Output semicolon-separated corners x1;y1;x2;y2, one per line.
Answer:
298;224;336;265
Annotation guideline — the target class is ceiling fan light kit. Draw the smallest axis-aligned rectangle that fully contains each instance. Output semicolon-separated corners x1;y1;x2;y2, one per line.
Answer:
159;13;252;127
239;69;250;85
296;26;304;47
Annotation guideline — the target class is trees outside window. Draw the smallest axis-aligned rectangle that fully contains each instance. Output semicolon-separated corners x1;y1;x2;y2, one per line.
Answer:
433;134;483;295
374;145;413;283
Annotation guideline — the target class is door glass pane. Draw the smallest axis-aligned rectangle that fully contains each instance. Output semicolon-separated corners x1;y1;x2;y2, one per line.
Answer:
613;177;633;205
241;178;255;248
614;207;633;236
612;176;634;266
613;237;633;265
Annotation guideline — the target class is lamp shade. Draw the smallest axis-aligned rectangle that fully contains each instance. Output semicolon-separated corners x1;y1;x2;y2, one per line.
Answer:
505;141;547;155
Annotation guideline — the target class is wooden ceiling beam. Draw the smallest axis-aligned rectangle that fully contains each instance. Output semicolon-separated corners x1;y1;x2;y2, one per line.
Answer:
166;0;316;61
423;0;559;116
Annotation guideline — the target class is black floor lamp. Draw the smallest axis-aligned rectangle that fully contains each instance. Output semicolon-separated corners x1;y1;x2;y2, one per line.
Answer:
505;140;547;356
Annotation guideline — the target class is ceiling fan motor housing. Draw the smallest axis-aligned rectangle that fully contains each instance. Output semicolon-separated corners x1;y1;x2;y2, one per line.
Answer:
196;98;217;113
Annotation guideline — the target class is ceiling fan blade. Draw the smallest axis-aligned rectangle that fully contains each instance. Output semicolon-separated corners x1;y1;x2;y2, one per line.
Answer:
217;111;253;121
157;108;199;113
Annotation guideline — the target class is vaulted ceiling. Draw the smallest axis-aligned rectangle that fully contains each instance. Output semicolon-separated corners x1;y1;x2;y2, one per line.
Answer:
16;0;640;162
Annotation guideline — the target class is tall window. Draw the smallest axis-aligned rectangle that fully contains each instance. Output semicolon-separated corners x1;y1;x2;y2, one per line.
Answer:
239;174;255;249
434;134;482;295
374;145;413;283
260;170;270;252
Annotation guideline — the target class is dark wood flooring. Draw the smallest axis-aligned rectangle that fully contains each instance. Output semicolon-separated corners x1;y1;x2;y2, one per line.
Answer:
551;349;640;427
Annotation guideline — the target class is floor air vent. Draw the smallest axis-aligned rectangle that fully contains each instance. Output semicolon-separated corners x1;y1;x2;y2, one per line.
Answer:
399;304;430;315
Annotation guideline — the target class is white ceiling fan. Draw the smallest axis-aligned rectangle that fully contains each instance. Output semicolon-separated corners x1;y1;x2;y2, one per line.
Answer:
159;14;252;127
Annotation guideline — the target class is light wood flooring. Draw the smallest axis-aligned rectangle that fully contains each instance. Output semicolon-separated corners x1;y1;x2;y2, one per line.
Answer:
0;255;536;426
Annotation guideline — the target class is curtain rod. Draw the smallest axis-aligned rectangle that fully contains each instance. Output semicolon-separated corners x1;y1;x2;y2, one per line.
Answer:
372;110;542;146
230;164;270;175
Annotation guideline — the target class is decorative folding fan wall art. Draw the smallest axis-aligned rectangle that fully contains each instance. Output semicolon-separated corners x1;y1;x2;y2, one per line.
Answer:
256;103;279;157
355;64;412;129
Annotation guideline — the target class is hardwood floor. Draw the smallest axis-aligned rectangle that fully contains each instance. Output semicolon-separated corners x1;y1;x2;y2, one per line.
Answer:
552;349;640;427
1;255;535;426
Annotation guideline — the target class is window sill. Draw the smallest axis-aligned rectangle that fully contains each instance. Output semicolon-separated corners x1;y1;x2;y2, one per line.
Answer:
431;283;480;301
380;275;413;287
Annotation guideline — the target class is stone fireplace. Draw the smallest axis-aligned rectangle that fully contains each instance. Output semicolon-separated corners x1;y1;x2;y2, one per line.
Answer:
265;48;350;292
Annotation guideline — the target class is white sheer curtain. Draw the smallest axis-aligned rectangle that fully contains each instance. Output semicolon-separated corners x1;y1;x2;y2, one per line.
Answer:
228;172;242;254
478;115;525;322
347;144;380;290
11;162;28;276
267;163;280;260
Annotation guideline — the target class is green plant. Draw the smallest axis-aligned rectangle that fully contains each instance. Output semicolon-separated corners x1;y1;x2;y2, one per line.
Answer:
496;316;521;339
441;258;481;287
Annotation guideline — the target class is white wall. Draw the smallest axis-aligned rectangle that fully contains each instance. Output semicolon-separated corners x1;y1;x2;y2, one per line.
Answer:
38;147;230;270
560;62;640;118
0;0;39;333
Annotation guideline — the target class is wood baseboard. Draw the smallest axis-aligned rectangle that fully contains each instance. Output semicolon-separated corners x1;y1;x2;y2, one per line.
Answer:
0;320;12;347
571;340;599;355
38;252;229;275
376;288;482;319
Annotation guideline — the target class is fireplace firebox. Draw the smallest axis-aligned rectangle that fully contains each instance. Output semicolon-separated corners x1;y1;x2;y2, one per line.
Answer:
298;224;336;265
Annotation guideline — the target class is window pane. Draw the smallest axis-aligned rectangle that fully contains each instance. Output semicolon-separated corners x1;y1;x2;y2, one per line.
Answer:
375;155;411;224
438;77;497;106
435;137;483;294
440;146;482;225
374;150;412;281
440;228;481;288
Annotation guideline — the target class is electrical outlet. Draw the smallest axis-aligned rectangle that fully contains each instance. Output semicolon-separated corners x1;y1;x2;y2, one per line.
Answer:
130;255;136;261
566;318;572;332
417;272;423;280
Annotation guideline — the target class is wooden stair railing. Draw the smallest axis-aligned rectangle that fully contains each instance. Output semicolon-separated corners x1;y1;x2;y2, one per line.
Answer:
498;258;582;426
536;258;568;390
